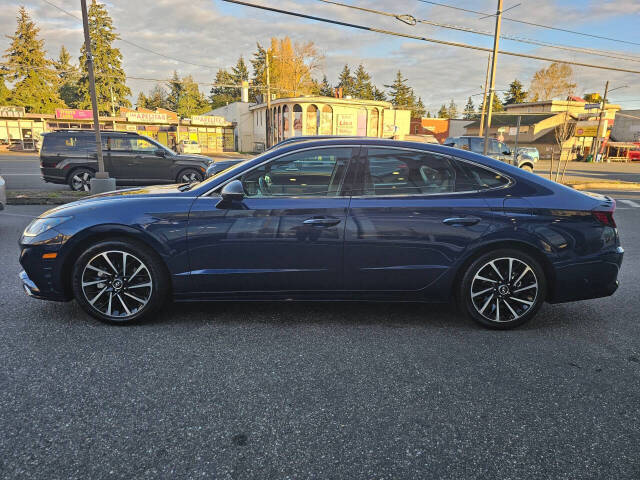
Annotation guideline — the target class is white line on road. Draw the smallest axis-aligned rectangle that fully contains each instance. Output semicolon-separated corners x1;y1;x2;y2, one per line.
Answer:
619;199;640;208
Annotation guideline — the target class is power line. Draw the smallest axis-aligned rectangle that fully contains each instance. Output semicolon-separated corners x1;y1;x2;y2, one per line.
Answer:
41;0;223;71
318;0;640;64
416;0;640;47
222;0;640;75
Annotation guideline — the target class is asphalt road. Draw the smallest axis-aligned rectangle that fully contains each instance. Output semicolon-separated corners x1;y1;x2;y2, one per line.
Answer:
1;200;639;479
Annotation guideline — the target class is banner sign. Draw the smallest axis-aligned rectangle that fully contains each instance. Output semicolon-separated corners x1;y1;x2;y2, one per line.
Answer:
125;111;168;123
0;106;26;117
190;115;229;126
336;114;355;136
575;120;600;137
55;108;93;120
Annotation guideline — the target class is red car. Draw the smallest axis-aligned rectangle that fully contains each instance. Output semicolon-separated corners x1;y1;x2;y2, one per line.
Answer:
629;144;640;161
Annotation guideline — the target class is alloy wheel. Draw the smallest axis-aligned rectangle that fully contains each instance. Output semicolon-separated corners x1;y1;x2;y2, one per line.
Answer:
470;257;538;323
181;171;199;183
72;172;92;191
81;250;153;319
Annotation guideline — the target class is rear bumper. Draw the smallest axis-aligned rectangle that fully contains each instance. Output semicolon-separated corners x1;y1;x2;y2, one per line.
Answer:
549;246;624;303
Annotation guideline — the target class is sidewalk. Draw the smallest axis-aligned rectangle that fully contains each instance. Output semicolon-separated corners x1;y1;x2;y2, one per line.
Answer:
535;160;640;184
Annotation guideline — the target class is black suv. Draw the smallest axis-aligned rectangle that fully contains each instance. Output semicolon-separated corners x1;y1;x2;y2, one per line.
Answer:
443;136;536;171
40;130;212;191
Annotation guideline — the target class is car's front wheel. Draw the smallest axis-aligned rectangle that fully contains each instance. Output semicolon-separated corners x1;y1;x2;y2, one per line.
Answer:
68;168;94;191
71;238;169;324
459;249;546;329
177;168;203;184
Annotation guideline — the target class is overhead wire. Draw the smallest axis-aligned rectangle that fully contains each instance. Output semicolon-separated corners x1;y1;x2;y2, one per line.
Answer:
318;0;640;64
416;0;640;47
222;0;640;75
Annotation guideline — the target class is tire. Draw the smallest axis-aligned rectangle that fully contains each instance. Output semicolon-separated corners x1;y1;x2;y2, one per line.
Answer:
520;164;534;172
71;238;169;324
176;168;203;184
458;249;546;329
68;167;94;191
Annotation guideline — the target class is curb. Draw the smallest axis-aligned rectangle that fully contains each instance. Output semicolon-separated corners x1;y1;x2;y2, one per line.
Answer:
7;191;88;205
566;182;640;191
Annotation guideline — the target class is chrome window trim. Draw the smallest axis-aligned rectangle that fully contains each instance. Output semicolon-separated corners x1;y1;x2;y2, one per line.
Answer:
350;145;514;198
203;144;358;197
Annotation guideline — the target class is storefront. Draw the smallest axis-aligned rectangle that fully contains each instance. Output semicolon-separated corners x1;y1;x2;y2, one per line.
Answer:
186;115;235;153
0;106;47;151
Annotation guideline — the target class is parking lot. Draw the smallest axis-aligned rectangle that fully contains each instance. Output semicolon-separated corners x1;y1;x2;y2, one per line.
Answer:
1;200;639;479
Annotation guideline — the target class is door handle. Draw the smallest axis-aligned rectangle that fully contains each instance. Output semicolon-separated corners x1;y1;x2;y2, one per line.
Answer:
443;216;481;226
303;217;341;227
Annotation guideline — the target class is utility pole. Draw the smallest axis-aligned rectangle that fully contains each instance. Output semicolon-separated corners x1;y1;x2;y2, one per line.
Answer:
478;54;491;138
483;0;504;155
592;80;609;162
81;0;114;192
265;52;271;148
513;114;521;162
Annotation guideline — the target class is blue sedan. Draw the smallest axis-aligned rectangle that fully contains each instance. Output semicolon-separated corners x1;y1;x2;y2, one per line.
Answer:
18;138;623;329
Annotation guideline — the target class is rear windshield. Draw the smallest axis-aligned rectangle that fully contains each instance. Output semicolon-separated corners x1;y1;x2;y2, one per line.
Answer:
42;134;95;153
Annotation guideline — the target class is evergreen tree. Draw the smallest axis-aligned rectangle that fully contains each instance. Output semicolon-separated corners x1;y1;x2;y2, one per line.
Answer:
209;69;238;109
504;79;527;105
463;96;475;119
437;104;448;118
177;75;208;117
77;1;131;114
0;75;10;104
385;71;413;108
426;111;432;118
166;71;182;112
3;7;64;113
232;56;250;83
249;43;270;102
447;99;458;119
353;64;375;100
483;93;504;113
413;96;426;118
336;64;355;97
136;91;149;109
372;86;386;101
56;45;80;108
146;84;168;110
318;75;333;96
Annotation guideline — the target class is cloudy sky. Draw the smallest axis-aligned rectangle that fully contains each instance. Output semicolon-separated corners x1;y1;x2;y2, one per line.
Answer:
1;0;639;113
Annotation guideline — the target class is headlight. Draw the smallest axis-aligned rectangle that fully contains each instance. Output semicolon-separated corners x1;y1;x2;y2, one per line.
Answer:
23;216;72;237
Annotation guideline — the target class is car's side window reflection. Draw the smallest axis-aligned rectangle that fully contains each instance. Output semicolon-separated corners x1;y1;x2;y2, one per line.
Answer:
239;148;350;197
363;148;457;196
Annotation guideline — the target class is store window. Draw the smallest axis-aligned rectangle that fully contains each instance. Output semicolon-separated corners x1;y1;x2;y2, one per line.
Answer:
293;104;303;137
306;104;319;136
282;105;290;139
319;105;333;135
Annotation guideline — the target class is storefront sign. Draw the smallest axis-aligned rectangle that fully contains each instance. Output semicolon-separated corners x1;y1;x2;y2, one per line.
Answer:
125;111;168;123
336;114;355;136
190;115;228;126
55;108;93;120
0;106;25;117
575;120;600;137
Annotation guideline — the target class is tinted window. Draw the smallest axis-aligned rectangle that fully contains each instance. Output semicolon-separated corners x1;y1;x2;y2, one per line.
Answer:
455;160;510;191
363;148;456;195
42;134;94;153
104;136;157;153
240;147;350;197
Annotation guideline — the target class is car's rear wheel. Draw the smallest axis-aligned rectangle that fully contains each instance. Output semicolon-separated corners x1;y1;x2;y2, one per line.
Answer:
68;168;94;191
520;164;534;172
71;238;169;324
177;168;203;183
459;249;546;329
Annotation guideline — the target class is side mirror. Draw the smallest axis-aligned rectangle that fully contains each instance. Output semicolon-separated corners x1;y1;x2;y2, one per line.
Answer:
155;149;166;157
503;149;511;155
220;180;245;202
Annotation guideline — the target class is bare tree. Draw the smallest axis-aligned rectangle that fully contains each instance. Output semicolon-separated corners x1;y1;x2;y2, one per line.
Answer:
554;110;576;182
528;62;577;101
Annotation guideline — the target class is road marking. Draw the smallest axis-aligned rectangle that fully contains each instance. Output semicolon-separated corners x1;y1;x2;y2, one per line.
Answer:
618;199;640;208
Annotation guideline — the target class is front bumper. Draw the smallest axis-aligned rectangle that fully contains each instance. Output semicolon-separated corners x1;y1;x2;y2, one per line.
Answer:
19;270;44;298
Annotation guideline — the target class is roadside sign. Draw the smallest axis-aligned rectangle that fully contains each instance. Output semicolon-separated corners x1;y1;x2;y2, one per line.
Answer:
584;103;601;110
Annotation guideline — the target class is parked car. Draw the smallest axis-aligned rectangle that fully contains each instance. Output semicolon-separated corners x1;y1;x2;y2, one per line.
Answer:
629;144;640;161
515;146;540;162
0;175;6;210
40;130;212;191
443;136;536;171
19;138;623;329
176;139;202;154
206;159;248;178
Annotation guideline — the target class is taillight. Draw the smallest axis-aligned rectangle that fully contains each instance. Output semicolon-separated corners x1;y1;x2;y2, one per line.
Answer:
592;210;616;228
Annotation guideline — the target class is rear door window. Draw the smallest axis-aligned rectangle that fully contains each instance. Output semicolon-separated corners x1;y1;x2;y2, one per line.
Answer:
454;159;511;191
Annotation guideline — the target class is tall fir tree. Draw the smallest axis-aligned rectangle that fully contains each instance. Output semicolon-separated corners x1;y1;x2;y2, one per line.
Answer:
413;96;426;118
447;99;458;119
437;104;448;118
146;84;168;110
166;71;182;112
483;93;504;113
77;1;131;114
232;56;250;83
177;75;208;117
3;7;64;113
353;64;375;100
0;75;10;104
318;75;333;96
209;69;238;109
385;71;413;108
336;64;355;97
504;79;527;105
463;97;475;119
249;43;269;102
135;91;149;109
372;86;386;101
55;45;80;108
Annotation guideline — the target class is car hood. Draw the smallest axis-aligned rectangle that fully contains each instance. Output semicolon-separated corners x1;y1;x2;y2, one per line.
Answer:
40;184;187;218
174;153;211;162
